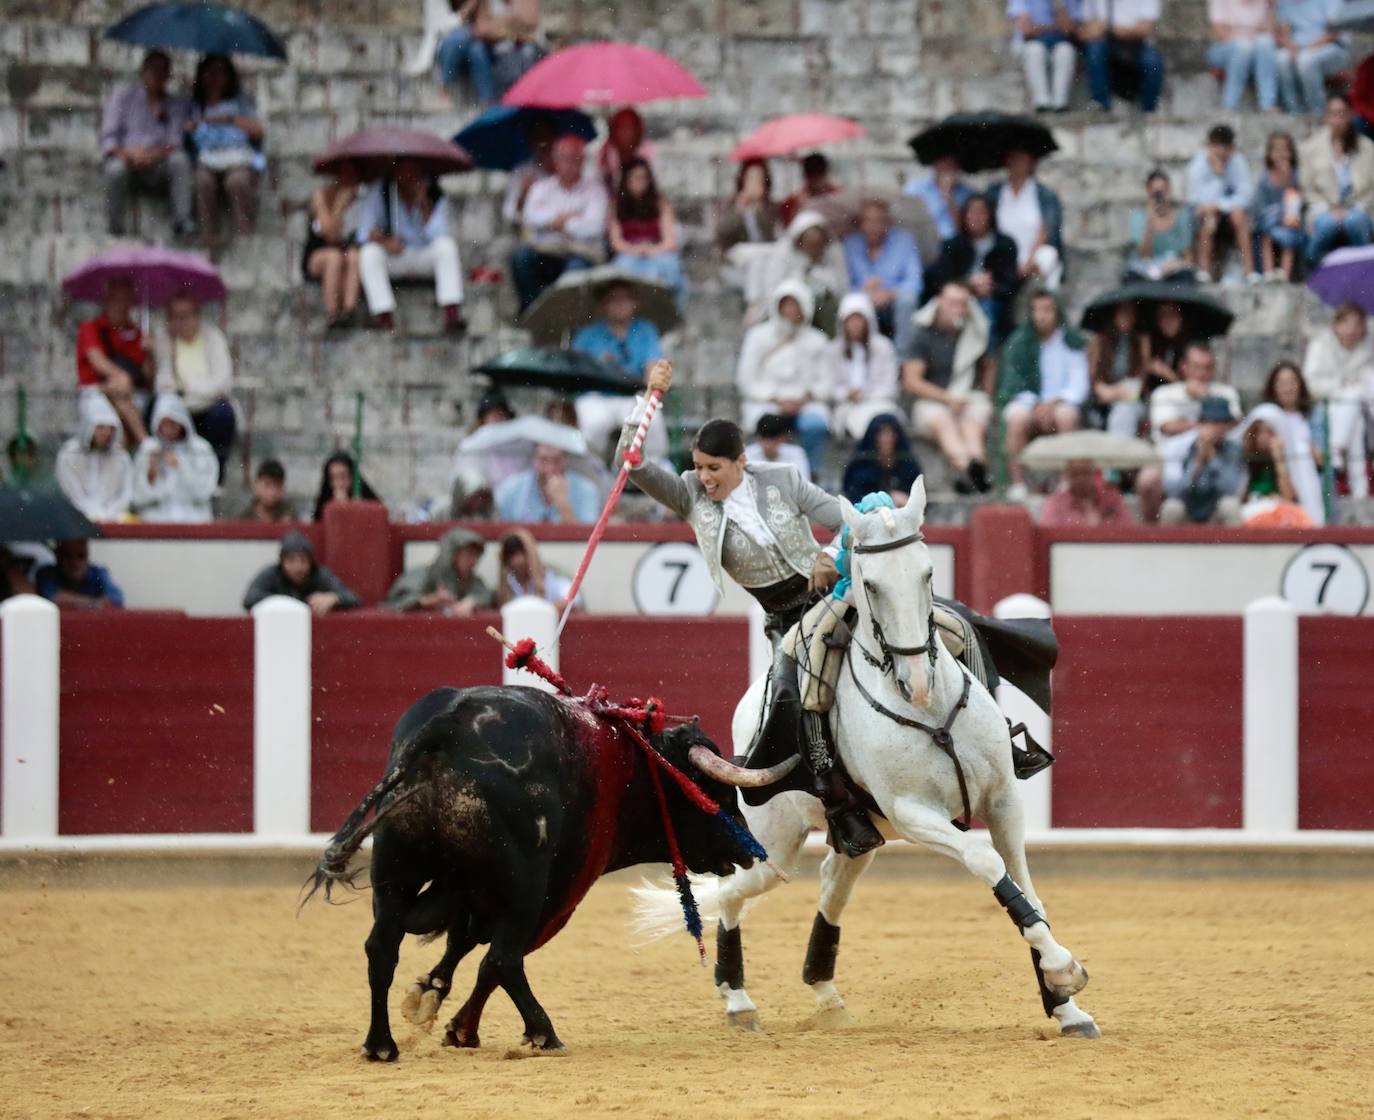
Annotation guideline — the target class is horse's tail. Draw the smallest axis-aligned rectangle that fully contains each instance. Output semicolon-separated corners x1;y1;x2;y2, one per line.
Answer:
630;874;726;942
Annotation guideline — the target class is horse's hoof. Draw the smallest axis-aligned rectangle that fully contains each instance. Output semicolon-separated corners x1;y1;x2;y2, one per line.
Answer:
1044;960;1089;998
1060;1019;1102;1040
726;1009;762;1032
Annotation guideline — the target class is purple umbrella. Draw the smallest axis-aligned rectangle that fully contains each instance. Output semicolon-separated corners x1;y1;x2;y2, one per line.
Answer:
62;246;227;307
1307;245;1374;314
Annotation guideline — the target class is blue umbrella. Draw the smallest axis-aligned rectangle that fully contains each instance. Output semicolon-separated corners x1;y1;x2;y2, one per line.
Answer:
105;3;288;60
454;106;596;172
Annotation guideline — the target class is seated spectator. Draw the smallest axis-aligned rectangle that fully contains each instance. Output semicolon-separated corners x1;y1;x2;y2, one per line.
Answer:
76;277;152;446
718;159;780;251
1008;0;1082;113
1252;131;1307;280
494;443;600;523
609;158;684;306
999;291;1089;498
1239;402;1323;524
842;199;923;355
501;117;557;228
1353;49;1374;138
0;546;37;601
513;135;608;312
34;539;124;610
384;526;493;615
56;392;134;523
736;280;832;476
598;107;653;194
544;398;579;428
313;452;381;522
155;293;236;472
1208;0;1280;112
132;394;219;523
1127;170;1194;281
1276;0;1350;115
1158;397;1245;524
1303;302;1374;497
1039;460;1135;526
904;154;972;243
449;466;495;519
828;293;901;441
242;530;359;614
5;435;44;488
932;193;1021;343
779;152;842;228
450;394;521;501
1087;300;1147;439
1258;361;1325;521
358;162;465;334
1080;0;1165;113
571;279;665;459
842;414;923;506
758;210;847;334
988;147;1063;290
904;282;995;494
1300;94;1374;264
241;459;292;522
304;164;364;329
1187;124;1258;283
1143;301;1194;393
100;50;193;238
435;0;541;104
744;414;811;481
494;527;580;608
188;53;263;257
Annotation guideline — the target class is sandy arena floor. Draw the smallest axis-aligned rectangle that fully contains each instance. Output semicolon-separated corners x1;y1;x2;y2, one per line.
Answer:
1;857;1369;1120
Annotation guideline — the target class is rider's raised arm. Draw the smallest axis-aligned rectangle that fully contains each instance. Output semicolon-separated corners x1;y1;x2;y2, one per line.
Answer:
614;400;693;519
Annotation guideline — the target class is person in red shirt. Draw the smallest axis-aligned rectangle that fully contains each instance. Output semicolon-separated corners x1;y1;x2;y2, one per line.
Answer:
1038;459;1135;527
76;277;152;445
778;153;843;228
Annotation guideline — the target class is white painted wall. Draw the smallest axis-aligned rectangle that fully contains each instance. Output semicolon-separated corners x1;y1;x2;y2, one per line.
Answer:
90;539;281;616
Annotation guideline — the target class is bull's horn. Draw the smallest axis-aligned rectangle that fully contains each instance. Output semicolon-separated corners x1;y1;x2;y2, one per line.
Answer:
687;746;799;788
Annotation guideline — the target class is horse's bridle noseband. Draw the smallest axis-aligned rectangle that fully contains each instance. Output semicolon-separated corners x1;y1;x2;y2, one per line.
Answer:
849;530;936;672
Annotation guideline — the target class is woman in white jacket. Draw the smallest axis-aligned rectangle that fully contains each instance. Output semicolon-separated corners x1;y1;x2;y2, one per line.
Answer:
56;391;134;522
132;394;220;523
1303;302;1374;497
826;292;901;441
155;294;236;472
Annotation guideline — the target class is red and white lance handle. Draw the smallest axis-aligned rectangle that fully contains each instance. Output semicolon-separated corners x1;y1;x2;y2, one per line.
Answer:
553;389;663;641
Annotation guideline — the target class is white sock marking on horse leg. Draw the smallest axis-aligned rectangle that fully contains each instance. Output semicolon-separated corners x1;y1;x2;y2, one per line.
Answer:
810;980;844;1012
717;983;757;1014
1052;998;1095;1030
1022;921;1072;972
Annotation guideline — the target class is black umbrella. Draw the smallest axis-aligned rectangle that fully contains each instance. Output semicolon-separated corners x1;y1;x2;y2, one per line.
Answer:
0;488;101;543
909;112;1058;173
1079;280;1235;338
1333;0;1374;32
474;347;642;395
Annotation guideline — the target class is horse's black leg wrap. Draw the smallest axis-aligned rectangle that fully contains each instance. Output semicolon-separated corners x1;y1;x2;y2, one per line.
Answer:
714;921;744;990
992;874;1044;930
1030;947;1071;1017
801;913;841;985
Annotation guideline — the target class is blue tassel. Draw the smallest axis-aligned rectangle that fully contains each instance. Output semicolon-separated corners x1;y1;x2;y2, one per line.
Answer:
674;873;707;962
714;808;768;863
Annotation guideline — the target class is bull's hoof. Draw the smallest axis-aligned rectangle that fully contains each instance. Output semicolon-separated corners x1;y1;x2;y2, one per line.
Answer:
361;1036;399;1063
402;977;446;1027
1060;1018;1103;1040
442;1025;480;1049
725;1009;762;1032
504;1035;567;1059
1044;960;1089;999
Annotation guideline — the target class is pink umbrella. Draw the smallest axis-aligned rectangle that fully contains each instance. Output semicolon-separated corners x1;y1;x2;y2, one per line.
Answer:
501;42;707;108
314;127;473;180
730;113;867;161
62;246;226;307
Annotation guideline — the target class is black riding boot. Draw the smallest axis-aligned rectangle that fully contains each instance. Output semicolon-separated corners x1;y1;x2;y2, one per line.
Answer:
802;710;884;859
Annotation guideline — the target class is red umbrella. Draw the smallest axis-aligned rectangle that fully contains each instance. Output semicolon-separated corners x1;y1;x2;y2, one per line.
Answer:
63;246;226;306
501;41;707;108
730;113;866;161
313;127;473;180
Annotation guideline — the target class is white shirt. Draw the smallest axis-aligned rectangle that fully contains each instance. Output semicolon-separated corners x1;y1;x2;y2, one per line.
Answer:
997;179;1044;266
520;174;608;242
744;440;812;482
1148;382;1243;440
722;473;782;549
1080;0;1161;24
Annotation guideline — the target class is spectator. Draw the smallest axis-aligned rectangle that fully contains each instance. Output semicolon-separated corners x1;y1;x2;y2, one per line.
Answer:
384;526;493;615
494;443;600;523
598;107;652;194
779;152;842;228
357;162;465;334
304;164;364;329
718;159;780;251
609;158;684;306
828;293;901;441
435;1;541;104
188;53;263;258
1088;300;1147;439
0;547;37;601
450;393;522;504
1252;131;1307;279
931;193;1021;343
544;397;579;428
842;414;923;506
5;435;44;488
1259;361;1326;521
513;135;608;311
242;530;359;614
1187;124;1258;283
154;294;236;471
1158;397;1246;524
1008;0;1082;113
1276;0;1350;115
744;414;812;481
55;392;134;523
1080;0;1166;114
999;290;1090;498
1303;302;1374;497
736;280;832;476
1147;341;1243;442
501;117;557;227
904;154;972;243
758;209;847;334
903;281;995;494
313;452;380;522
571;279;666;459
1208;0;1280;112
1039;460;1135;526
988;147;1064;290
842;198;924;355
132;394;219;523
241;459;292;522
100;50;193;239
76;277;152;446
1239;401;1323;524
1353;49;1374;138
1127;170;1195;281
494;527;579;608
34;540;124;610
1142;301;1194;394
1299;94;1374;265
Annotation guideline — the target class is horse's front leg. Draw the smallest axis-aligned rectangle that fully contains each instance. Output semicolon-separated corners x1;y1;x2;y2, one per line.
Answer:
804;846;877;1018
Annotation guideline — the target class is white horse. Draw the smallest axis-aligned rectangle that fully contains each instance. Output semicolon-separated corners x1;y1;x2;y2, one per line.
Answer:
640;481;1101;1039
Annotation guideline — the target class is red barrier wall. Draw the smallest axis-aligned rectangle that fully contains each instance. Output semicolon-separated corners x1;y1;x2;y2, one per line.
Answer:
1298;618;1374;830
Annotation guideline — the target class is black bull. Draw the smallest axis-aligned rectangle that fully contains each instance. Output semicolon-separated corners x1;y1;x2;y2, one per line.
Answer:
305;685;781;1060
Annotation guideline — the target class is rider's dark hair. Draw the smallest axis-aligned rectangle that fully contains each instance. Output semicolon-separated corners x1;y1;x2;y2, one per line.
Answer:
693;419;745;460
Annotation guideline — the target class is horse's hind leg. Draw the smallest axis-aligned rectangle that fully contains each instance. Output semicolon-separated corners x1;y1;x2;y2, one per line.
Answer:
805;846;877;1016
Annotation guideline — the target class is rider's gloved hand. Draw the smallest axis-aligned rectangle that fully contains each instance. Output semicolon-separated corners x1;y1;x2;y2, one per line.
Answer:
809;552;839;595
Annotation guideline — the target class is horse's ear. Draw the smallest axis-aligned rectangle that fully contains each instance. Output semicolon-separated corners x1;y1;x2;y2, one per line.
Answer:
839;495;861;535
907;476;927;525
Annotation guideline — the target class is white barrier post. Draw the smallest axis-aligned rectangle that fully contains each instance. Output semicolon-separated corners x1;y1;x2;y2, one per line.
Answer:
748;599;771;683
502;596;559;691
1243;596;1298;833
1;596;60;838
252;596;312;837
994;593;1052;835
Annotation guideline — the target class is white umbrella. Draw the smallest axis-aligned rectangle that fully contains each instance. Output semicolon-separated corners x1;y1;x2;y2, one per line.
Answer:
1021;431;1160;471
459;415;588;458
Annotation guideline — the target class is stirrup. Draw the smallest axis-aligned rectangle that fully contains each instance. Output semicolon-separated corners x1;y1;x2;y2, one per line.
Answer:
1009;721;1054;780
824;806;884;858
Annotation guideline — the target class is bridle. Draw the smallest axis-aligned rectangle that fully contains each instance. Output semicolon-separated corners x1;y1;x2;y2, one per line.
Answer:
849;531;937;676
